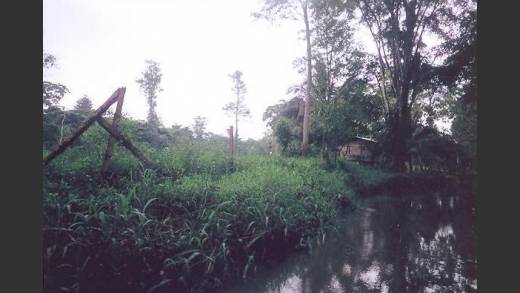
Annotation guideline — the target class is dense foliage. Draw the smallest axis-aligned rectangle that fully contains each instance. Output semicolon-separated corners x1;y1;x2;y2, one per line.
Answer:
260;0;476;174
43;117;368;292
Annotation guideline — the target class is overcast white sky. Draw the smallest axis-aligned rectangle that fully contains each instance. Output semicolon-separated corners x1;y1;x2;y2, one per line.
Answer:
43;0;312;140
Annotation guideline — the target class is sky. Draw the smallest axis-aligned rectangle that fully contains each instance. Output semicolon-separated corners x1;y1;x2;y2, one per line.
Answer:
43;0;310;140
43;0;449;140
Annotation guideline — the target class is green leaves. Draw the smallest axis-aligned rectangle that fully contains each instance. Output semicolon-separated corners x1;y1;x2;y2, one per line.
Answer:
44;153;349;292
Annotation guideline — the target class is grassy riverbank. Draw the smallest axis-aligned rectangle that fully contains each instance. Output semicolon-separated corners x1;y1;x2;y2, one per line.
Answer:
44;135;394;292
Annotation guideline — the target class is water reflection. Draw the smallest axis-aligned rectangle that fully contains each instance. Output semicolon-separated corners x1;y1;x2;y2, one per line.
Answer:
218;183;477;293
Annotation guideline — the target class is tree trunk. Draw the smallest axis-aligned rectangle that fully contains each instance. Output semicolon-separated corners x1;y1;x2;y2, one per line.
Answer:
391;104;412;172
59;111;67;144
235;108;238;155
228;125;235;171
301;1;312;155
228;126;235;156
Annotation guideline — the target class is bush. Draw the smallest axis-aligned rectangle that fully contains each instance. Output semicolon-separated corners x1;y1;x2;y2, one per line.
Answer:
337;158;392;191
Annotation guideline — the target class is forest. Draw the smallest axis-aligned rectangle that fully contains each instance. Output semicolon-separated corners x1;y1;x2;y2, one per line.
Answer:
43;0;477;292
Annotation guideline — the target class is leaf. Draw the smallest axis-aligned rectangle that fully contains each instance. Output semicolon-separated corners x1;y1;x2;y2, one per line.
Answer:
246;221;256;232
246;233;265;249
216;200;232;211
173;249;199;258
208;211;216;222
242;255;255;279
146;279;171;293
143;198;158;215
79;256;91;273
98;211;106;224
187;252;200;263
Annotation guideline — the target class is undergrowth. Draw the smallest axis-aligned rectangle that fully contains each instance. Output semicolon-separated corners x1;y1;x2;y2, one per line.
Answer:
43;140;360;292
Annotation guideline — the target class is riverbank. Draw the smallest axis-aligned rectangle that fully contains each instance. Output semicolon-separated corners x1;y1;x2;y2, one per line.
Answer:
44;150;364;293
43;142;471;292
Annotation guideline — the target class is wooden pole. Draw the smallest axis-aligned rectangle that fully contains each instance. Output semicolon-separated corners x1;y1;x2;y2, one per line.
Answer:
101;88;126;174
96;117;153;168
43;88;123;166
228;126;234;157
228;125;235;170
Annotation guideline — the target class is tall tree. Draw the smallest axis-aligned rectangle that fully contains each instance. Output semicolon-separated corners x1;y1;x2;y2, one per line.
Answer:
223;70;250;154
255;0;314;155
192;116;208;140
357;0;456;171
311;0;370;161
136;60;162;128
433;0;477;171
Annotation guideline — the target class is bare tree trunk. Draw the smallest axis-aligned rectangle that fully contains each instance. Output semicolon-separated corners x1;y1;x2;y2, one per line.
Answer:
228;125;235;170
101;88;126;174
228;126;234;156
301;0;312;155
235;108;239;155
59;112;67;144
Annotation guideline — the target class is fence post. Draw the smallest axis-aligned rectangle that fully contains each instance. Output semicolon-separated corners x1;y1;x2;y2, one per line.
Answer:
96;117;153;168
101;87;126;175
43;88;123;166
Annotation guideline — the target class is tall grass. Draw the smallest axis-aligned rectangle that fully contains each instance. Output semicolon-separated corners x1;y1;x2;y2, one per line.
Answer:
43;137;356;292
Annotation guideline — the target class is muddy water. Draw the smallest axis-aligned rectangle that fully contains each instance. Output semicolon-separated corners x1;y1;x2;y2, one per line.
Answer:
217;186;477;293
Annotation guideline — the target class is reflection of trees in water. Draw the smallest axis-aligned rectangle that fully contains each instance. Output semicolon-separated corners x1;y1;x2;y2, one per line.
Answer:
382;189;477;293
303;188;476;293
221;185;477;293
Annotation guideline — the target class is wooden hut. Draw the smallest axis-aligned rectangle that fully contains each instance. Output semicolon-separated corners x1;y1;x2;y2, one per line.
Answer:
339;136;376;163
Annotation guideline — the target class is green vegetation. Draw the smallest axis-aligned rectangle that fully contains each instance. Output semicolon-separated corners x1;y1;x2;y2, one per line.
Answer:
42;0;476;291
44;122;374;292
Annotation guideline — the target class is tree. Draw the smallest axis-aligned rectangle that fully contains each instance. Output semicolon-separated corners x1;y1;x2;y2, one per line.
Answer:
255;0;314;155
223;70;251;154
192;116;208;140
263;88;305;154
433;0;477;171
274;117;293;153
356;0;459;171
310;0;370;162
43;82;69;110
136;60;162;128
43;52;70;148
43;52;56;70
74;95;94;114
43;53;69;110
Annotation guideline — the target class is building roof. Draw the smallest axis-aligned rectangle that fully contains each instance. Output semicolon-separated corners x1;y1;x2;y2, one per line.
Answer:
347;136;377;143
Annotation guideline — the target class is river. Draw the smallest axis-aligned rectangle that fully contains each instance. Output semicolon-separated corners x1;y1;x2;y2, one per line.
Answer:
216;182;477;293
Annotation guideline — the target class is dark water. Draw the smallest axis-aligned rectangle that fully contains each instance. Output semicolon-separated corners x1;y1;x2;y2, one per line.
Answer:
217;185;477;293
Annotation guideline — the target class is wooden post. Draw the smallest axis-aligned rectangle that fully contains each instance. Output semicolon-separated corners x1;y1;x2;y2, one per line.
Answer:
43;88;123;166
96;117;153;168
101;88;126;174
228;125;235;171
228;126;234;157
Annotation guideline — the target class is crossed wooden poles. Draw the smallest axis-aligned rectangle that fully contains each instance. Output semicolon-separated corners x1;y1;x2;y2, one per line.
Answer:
43;87;153;173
